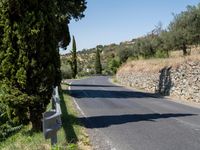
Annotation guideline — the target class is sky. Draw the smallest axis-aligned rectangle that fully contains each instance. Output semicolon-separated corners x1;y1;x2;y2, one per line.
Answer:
60;0;200;54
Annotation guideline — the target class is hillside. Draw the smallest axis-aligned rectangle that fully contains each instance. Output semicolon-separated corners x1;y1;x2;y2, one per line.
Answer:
60;40;135;77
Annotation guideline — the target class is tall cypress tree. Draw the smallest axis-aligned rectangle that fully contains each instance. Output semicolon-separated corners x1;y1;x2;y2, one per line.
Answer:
0;0;86;131
71;36;77;78
95;47;102;74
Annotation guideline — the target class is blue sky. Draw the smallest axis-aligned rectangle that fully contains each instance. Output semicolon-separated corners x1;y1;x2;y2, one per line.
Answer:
60;0;200;54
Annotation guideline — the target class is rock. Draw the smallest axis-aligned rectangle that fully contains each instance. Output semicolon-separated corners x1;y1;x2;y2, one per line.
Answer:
116;60;200;103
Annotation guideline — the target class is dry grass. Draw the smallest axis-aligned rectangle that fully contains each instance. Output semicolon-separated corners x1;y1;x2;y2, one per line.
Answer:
170;45;200;58
118;50;200;74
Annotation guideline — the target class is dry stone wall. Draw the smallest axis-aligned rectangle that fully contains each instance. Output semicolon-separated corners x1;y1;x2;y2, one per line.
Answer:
116;61;200;103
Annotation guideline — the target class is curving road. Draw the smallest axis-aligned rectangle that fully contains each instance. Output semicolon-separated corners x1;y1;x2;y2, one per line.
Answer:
69;76;200;150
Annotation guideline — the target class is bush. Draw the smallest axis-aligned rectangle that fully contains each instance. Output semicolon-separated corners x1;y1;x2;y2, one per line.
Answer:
107;58;120;74
155;49;169;58
77;71;90;77
103;57;120;75
61;63;73;79
118;48;132;64
0;102;22;141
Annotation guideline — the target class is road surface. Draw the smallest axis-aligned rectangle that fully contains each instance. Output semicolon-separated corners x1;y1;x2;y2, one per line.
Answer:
69;76;200;150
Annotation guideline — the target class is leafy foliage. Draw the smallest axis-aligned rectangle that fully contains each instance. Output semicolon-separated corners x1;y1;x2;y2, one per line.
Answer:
61;59;73;79
105;58;120;74
166;4;200;55
0;0;86;131
95;47;102;74
0;102;22;141
71;36;77;78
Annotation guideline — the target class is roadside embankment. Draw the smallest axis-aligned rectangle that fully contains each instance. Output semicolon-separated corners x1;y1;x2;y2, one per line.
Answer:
116;55;200;103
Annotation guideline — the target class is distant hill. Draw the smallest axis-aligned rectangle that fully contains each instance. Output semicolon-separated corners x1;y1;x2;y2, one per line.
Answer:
60;39;137;77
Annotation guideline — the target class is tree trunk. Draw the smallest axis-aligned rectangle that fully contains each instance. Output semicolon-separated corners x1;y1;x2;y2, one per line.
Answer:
166;49;169;58
182;43;187;56
29;106;43;132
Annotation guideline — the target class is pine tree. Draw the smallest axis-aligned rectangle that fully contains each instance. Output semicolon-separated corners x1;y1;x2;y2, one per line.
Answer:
0;0;86;131
95;47;102;74
71;36;77;78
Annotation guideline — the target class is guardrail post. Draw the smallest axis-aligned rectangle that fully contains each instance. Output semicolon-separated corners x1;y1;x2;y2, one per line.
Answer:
51;133;57;145
42;86;62;146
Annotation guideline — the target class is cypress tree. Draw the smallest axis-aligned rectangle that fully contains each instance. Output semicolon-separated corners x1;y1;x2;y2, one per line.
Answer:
71;36;77;78
95;47;102;74
0;0;86;131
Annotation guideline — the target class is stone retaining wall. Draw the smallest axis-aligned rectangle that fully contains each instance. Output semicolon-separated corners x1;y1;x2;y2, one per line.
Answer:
116;61;200;103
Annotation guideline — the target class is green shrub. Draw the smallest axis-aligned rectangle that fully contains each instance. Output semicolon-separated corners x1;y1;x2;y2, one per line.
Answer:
118;48;132;63
0;102;22;141
155;49;169;58
61;64;73;79
107;58;120;74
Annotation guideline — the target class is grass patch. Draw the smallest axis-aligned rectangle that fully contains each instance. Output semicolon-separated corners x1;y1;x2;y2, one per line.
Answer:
111;76;117;83
0;84;90;150
118;53;200;74
0;125;50;150
59;84;91;150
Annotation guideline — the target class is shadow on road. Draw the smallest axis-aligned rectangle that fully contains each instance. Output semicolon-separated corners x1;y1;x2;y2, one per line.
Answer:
78;113;196;129
70;89;161;99
70;84;120;88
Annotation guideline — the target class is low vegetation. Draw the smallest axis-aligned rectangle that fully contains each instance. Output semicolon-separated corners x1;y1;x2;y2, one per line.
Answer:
0;84;90;150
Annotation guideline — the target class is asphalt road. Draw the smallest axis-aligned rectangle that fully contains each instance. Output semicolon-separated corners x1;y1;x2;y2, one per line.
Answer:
69;76;200;150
